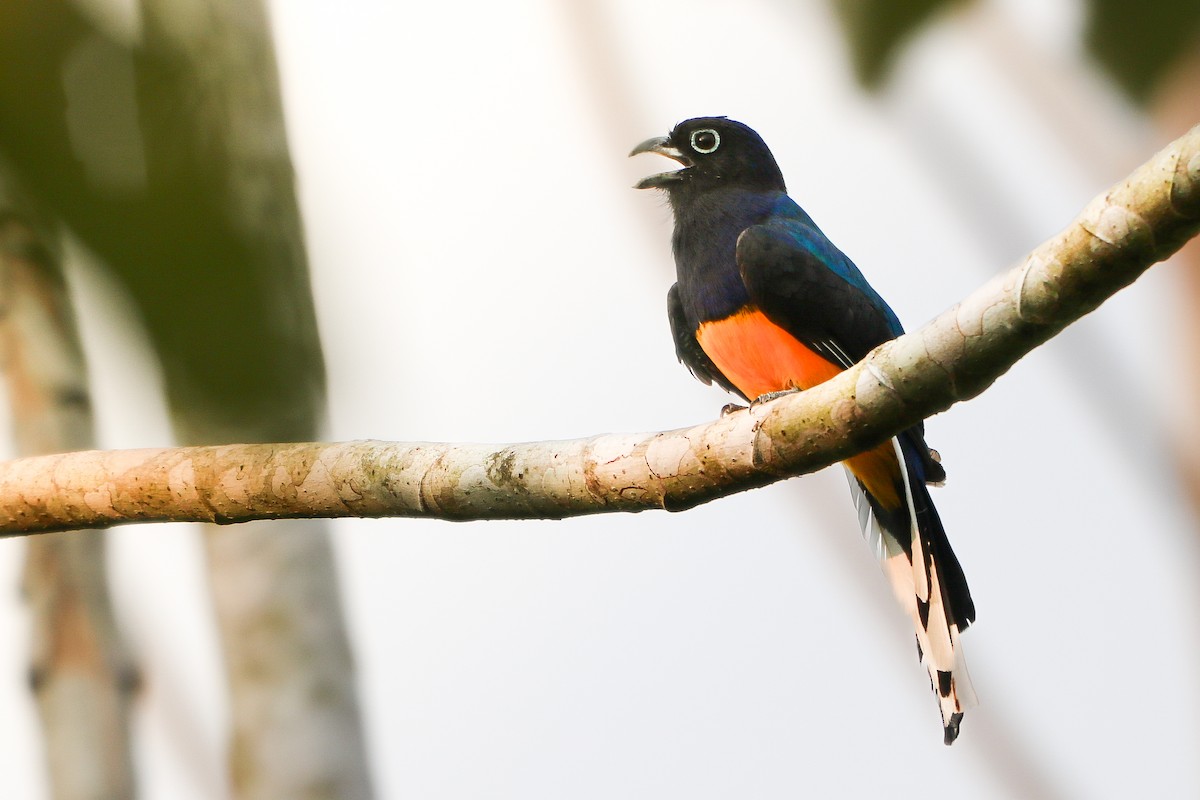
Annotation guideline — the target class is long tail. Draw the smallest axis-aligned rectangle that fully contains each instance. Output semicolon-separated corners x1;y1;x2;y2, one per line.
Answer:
846;434;976;745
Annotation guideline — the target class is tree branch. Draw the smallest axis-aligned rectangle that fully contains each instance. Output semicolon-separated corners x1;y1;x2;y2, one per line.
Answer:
1;124;1198;537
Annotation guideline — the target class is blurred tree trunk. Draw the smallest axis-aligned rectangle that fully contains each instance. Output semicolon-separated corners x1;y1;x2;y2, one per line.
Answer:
0;205;136;798
135;0;374;797
0;0;374;796
205;520;372;800
1153;34;1200;522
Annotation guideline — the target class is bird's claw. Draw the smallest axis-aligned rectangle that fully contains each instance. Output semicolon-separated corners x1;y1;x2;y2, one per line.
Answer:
749;387;801;408
720;403;747;417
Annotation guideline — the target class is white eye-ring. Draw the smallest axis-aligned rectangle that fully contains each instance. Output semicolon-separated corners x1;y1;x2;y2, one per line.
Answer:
690;128;720;154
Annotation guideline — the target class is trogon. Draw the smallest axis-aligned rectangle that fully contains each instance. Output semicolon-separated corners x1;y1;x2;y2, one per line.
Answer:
631;117;976;744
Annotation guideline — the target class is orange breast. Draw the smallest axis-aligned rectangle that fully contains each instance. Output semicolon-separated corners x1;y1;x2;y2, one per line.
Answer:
696;307;841;399
696;307;902;509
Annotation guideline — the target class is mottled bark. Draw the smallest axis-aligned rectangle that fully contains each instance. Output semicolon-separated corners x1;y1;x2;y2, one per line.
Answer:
0;122;1196;534
0;211;136;797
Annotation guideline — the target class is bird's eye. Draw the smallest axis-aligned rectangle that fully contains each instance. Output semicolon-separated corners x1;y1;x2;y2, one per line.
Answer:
690;129;720;154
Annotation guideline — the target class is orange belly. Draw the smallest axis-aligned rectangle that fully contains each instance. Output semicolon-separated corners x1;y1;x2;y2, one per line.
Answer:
696;307;840;398
697;307;902;508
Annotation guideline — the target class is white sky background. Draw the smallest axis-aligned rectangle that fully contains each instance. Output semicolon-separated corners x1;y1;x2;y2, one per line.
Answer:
1;0;1198;797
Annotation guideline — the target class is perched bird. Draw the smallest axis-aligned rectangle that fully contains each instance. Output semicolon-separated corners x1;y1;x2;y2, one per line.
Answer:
631;117;976;744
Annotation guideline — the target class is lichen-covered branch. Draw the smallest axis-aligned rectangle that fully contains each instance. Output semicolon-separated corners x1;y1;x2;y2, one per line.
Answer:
0;124;1197;536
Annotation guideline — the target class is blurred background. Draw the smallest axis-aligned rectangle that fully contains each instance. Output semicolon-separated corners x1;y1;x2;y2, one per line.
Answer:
0;0;1198;797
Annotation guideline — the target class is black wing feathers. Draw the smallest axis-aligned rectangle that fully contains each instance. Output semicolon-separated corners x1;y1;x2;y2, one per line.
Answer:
735;225;897;366
737;224;948;486
667;283;741;396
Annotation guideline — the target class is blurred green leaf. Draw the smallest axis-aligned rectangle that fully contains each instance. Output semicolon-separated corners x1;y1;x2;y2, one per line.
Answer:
1084;0;1200;103
830;0;1200;105
832;0;964;86
0;0;324;444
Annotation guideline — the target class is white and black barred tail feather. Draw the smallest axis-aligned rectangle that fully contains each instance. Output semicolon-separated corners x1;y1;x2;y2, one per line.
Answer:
844;437;976;745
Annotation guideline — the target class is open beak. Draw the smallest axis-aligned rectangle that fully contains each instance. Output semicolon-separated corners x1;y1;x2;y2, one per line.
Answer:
629;135;691;189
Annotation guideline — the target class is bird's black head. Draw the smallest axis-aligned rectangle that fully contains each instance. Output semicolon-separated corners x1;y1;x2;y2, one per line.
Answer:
630;117;785;195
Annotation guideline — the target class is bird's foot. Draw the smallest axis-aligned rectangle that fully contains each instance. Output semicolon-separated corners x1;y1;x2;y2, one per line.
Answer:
720;403;747;417
926;448;947;487
749;387;801;408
